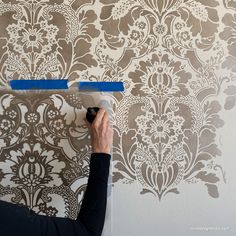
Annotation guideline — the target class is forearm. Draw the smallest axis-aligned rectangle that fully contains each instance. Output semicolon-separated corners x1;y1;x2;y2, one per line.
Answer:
77;153;111;236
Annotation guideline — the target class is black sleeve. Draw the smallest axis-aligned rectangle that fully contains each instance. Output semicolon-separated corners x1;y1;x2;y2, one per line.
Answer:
77;153;111;236
0;153;111;236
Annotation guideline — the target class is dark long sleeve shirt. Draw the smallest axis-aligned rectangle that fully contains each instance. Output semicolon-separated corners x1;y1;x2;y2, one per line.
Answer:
0;153;111;236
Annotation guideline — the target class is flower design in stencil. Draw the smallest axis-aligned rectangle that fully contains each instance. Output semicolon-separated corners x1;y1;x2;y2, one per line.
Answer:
175;22;185;31
173;21;194;48
131;141;187;199
129;53;190;96
0;119;12;131
51;119;64;131
7;20;58;55
179;31;191;42
135;111;184;145
25;112;40;124
0;142;66;208
47;109;59;119
153;23;168;36
130;30;141;41
22;28;44;49
6;109;17;119
148;119;171;140
128;29;145;46
9;143;65;188
136;21;146;30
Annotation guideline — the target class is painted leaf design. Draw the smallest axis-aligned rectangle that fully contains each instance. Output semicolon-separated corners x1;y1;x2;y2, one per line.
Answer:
205;183;219;198
195;171;220;183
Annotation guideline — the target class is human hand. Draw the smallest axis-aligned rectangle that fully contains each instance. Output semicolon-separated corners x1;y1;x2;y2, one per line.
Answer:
84;107;113;155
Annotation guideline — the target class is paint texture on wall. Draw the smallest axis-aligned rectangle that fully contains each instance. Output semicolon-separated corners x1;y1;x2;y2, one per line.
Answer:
0;0;235;225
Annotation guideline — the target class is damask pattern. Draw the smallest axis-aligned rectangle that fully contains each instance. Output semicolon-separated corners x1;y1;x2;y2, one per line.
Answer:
0;90;112;218
0;0;235;220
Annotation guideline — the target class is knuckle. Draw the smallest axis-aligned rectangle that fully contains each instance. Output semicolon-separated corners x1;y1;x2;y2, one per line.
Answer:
92;122;98;129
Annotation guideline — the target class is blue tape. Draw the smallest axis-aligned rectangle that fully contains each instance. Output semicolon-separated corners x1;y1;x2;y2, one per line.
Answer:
79;82;124;92
10;80;68;90
9;80;124;92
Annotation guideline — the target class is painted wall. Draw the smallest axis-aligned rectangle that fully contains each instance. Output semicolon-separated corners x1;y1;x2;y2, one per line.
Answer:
0;0;236;235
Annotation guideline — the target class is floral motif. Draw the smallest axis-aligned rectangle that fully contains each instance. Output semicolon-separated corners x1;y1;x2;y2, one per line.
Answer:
5;17;59;79
136;21;146;30
47;109;59;119
7;20;58;55
51;119;64;132
25;112;40;124
153;23;168;36
0;0;100;81
135;111;184;145
0;119;12;132
130;30;141;41
10;143;61;186
128;53;190;96
6;109;17;119
0;141;65;208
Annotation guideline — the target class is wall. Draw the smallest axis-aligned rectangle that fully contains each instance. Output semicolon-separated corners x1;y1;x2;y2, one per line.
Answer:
0;0;236;235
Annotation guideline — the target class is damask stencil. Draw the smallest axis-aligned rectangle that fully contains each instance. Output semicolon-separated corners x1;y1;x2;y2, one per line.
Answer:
0;89;113;219
0;0;235;224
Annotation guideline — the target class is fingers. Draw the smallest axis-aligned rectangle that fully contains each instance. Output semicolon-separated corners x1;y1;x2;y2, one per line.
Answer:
92;107;105;126
102;111;109;126
84;107;110;130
